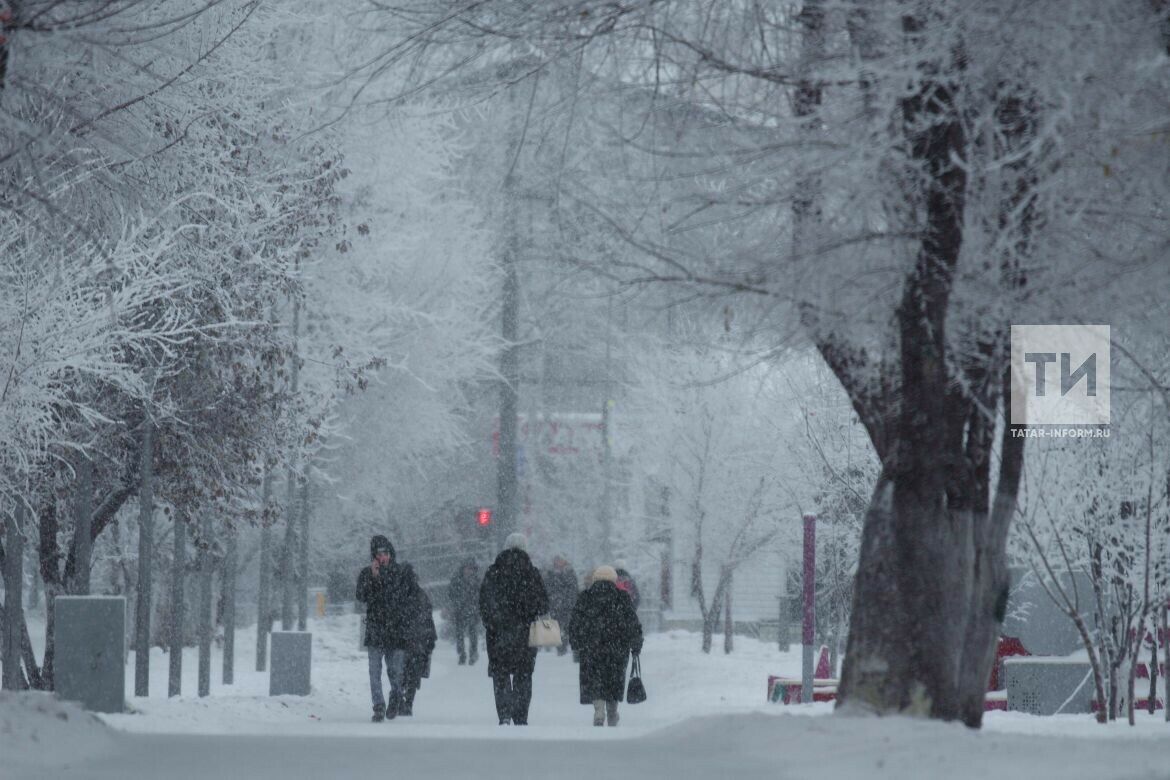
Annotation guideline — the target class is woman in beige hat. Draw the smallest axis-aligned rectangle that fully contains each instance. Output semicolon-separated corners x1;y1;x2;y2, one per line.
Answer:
568;565;644;726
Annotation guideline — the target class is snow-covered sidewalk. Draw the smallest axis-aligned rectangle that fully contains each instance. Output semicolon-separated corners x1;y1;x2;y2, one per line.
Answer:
6;612;1169;779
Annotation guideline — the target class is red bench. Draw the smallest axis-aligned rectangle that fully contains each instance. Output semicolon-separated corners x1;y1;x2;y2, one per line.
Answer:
769;636;1032;710
768;646;837;704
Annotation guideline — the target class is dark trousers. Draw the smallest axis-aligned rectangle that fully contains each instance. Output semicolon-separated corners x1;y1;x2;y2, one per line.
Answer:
454;614;478;661
492;672;533;724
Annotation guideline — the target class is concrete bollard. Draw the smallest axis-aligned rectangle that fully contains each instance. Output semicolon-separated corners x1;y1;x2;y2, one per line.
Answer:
269;631;312;696
54;596;126;713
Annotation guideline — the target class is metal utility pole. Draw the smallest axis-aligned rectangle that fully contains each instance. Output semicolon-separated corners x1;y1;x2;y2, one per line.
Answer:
599;399;614;562
497;250;520;548
495;74;526;549
281;282;301;631
801;513;817;702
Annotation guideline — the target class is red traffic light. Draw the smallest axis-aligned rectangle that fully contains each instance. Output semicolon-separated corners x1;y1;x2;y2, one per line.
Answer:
477;508;492;527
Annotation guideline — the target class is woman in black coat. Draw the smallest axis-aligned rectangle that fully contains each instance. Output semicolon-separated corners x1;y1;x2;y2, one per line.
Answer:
399;564;437;717
478;533;549;725
568;565;643;727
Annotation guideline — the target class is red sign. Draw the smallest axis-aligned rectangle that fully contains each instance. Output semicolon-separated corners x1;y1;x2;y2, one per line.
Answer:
477;508;492;527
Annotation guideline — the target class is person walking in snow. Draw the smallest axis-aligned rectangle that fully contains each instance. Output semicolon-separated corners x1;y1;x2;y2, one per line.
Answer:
614;560;641;611
478;532;549;725
543;555;579;656
399;563;437;717
447;557;481;665
355;535;417;721
569;565;643;727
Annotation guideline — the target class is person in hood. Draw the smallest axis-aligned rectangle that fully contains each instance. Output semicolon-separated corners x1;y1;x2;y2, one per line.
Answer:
399;564;437;717
355;535;417;721
614;560;641;611
478;532;549;725
569;565;643;727
543;555;579;656
448;557;481;665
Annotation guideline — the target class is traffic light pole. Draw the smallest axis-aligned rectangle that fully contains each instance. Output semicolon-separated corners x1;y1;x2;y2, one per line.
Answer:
495;71;527;550
496;218;520;549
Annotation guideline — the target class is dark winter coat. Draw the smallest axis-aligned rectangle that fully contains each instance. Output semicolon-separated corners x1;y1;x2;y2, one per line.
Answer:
569;581;643;703
403;574;438;689
478;548;549;677
448;560;481;622
543;566;579;628
355;562;418;650
615;568;641;611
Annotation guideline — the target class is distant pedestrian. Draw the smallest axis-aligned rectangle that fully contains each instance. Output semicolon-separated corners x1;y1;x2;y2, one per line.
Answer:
400;564;437;717
569;565;643;727
448;557;480;665
355;535;416;722
614;560;641;611
479;533;549;725
543;555;579;656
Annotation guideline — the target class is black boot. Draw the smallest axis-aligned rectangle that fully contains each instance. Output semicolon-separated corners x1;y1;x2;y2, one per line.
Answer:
400;689;415;717
371;704;385;723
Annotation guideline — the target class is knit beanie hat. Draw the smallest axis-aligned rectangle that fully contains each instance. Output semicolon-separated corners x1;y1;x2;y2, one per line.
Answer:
505;532;527;551
592;565;618;583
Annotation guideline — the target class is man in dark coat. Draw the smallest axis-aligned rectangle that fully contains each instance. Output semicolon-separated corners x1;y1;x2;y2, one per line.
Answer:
399;564;437;717
355;535;417;721
543;555;579;656
478;532;549;725
569;565;643;727
447;557;480;665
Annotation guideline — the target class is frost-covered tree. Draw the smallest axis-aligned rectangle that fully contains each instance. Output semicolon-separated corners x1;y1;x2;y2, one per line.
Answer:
1015;372;1170;725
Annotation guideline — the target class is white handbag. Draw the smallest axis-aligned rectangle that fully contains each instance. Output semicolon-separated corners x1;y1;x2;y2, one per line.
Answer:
528;615;563;648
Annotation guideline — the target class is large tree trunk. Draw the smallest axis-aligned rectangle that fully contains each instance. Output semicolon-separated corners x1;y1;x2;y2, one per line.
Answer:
2;504;25;690
39;501;60;689
26;542;40;611
956;370;1023;726
837;13;972;720
134;412;155;697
